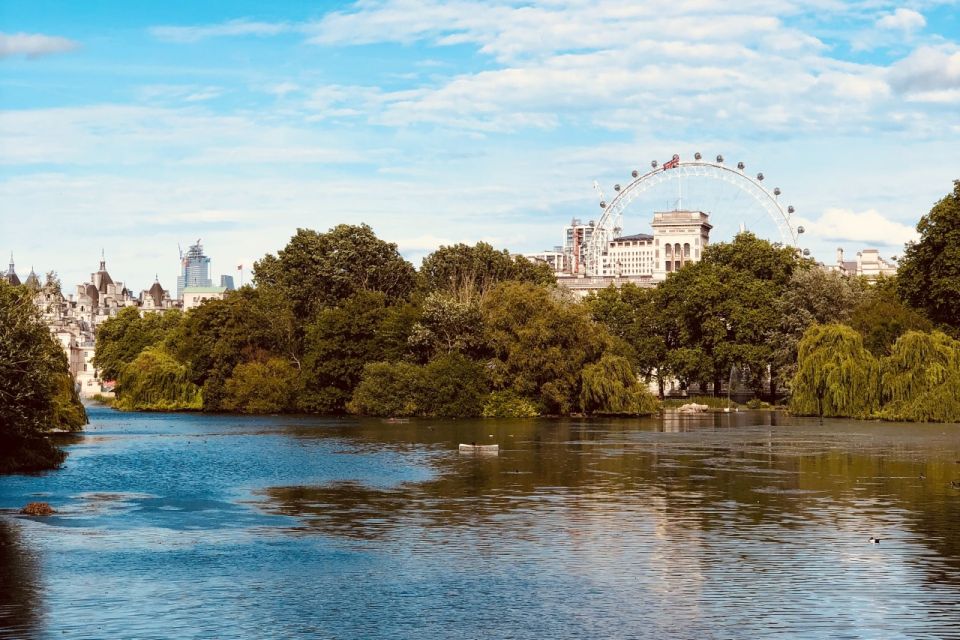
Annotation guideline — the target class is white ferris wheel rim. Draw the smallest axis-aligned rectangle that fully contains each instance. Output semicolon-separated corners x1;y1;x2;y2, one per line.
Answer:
586;159;800;275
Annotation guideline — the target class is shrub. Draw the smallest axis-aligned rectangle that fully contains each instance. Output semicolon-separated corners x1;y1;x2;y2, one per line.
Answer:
482;391;539;418
222;357;298;414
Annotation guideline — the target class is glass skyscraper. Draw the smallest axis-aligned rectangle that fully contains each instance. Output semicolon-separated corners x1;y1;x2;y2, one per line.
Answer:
177;240;212;299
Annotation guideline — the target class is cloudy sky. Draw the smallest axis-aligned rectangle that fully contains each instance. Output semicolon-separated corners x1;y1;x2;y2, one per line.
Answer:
1;1;958;291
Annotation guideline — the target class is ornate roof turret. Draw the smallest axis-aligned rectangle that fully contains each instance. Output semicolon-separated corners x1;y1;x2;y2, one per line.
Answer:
5;253;21;286
95;249;114;293
147;279;165;307
24;267;40;290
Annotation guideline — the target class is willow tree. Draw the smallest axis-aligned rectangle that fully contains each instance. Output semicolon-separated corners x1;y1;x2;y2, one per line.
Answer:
115;346;202;411
880;331;960;422
790;324;879;419
580;354;659;416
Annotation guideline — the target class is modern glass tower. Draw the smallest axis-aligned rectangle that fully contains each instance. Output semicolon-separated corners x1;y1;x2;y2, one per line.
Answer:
177;240;212;299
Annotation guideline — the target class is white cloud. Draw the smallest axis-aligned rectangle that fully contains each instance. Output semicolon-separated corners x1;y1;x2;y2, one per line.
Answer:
150;19;290;43
876;8;925;32
889;45;960;93
803;208;918;246
0;32;79;58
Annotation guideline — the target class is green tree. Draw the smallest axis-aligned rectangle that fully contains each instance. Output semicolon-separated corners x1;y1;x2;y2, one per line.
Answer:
790;324;879;419
849;276;933;356
879;330;960;422
408;292;485;362
418;353;490;417
0;281;86;472
95;307;183;382
115;346;202;411
170;287;290;411
348;361;424;417
482;282;607;414
222;357;299;414
580;354;659;415
897;180;960;332
419;242;554;301
300;291;412;413
254;224;417;318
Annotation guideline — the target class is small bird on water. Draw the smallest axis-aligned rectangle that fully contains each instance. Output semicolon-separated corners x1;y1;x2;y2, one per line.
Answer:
869;537;880;544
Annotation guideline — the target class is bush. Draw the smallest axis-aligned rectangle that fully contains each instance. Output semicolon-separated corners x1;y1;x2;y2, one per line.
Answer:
482;391;539;418
349;354;489;417
222;357;298;414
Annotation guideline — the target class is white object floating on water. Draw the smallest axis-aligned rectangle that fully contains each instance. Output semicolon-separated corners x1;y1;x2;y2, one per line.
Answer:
459;443;499;454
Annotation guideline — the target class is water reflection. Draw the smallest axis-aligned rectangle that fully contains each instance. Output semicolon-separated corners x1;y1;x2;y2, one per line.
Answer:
0;408;957;639
0;520;41;639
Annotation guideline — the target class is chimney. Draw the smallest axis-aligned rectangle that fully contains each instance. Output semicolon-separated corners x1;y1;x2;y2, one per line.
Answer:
856;251;863;275
836;247;844;265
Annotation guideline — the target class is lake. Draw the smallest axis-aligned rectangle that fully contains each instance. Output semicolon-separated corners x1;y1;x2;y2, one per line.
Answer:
2;406;959;639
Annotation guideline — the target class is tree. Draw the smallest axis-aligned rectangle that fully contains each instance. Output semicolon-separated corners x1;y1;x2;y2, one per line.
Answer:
849;276;932;356
419;242;554;301
114;346;202;411
0;281;87;472
349;361;424;417
300;291;412;413
408;292;485;362
790;324;879;419
95;307;183;382
222;357;298;414
580;354;659;415
897;180;960;332
254;224;416;318
879;330;960;422
700;231;805;288
482;282;608;414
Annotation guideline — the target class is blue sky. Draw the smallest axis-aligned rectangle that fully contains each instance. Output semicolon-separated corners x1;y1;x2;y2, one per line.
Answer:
1;0;958;291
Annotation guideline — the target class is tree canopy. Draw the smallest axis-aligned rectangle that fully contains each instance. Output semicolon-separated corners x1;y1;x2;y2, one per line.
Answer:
897;180;960;332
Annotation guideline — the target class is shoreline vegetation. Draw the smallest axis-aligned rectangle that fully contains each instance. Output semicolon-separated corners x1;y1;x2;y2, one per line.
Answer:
0;281;87;474
95;182;959;425
3;181;958;472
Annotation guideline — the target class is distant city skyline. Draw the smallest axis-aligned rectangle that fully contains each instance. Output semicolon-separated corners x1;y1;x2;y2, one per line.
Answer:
2;1;958;287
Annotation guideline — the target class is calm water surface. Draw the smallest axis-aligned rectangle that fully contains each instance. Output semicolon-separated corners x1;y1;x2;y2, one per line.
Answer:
2;406;959;639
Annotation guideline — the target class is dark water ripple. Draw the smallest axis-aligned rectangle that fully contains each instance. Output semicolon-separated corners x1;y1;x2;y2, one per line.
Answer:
1;407;959;639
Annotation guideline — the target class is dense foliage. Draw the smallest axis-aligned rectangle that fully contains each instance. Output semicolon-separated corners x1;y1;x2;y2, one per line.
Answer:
93;182;959;422
879;331;960;422
897;180;960;333
0;281;86;472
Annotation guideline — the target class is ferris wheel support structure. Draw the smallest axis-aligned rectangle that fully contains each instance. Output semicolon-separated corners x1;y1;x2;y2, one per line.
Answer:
585;156;803;276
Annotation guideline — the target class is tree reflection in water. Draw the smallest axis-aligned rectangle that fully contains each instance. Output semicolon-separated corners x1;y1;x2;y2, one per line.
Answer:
263;412;960;581
0;519;42;639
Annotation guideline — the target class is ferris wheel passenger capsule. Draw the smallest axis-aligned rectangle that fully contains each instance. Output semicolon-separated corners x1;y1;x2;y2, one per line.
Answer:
694;152;702;160
631;169;639;178
797;225;804;233
716;154;724;163
614;184;621;191
788;206;795;214
651;160;658;168
600;201;606;208
774;187;781;196
803;248;810;256
757;172;764;181
737;161;745;170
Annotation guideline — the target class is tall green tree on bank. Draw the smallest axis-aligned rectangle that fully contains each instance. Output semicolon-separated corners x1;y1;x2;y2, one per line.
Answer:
420;242;554;301
849;276;932;356
580;354;659;415
897;180;960;333
879;331;960;422
95;307;183;381
790;324;879;419
254;224;417;318
0;281;86;472
482;282;608;414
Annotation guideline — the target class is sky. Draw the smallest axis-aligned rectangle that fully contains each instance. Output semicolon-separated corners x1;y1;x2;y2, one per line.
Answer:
1;0;958;292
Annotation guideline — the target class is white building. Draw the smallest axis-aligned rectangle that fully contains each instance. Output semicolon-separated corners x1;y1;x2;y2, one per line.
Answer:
830;247;897;280
182;285;227;311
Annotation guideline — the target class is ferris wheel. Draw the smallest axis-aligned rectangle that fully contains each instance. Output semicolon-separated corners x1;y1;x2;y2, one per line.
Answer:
586;153;806;276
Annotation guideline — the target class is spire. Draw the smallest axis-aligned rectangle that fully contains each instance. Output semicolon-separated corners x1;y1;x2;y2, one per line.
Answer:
99;248;106;272
7;252;13;274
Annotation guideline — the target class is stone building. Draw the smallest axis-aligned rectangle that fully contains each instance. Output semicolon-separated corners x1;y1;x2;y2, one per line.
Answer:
831;247;897;280
139;278;177;313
